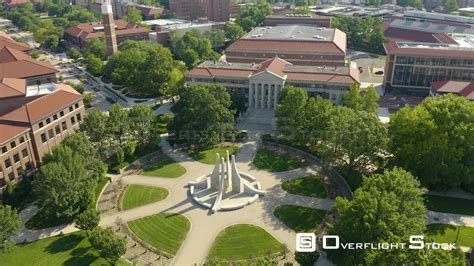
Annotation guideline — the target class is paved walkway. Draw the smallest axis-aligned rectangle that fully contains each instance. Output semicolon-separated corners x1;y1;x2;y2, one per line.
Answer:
426;211;474;227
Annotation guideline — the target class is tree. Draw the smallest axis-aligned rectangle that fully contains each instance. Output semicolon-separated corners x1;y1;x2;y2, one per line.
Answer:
84;39;107;60
107;104;130;145
89;227;127;262
0;205;21;253
128;105;157;146
294;5;310;14
75;208;100;231
235;2;271;32
169;84;235;147
362;85;380;113
34;145;96;218
327;167;465;265
319;106;388;173
341;83;363;111
444;0;458;12
230;92;248;117
389;94;474;190
171;30;215;69
124;7;143;24
276;86;309;143
63;6;97;23
224;23;245;44
205;29;225;48
85;55;104;76
80;109;110;157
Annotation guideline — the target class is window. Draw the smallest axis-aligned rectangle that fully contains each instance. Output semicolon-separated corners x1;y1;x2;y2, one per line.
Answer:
53;114;58;120
4;158;11;168
1;146;6;154
71;116;76;125
60;111;64;117
46;118;51;124
17;167;22;176
62;121;67;131
13;153;20;163
48;129;54;139
39;122;44;128
41;133;47;143
0;178;5;188
8;172;14;181
55;125;61;135
76;113;82;122
10;141;16;149
19;136;25;143
22;148;28;158
75;103;79;109
69;106;73;112
25;162;32;171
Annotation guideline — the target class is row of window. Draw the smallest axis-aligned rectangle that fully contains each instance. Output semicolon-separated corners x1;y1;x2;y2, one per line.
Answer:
38;103;80;129
0;162;33;188
3;148;29;169
40;114;82;144
1;135;26;155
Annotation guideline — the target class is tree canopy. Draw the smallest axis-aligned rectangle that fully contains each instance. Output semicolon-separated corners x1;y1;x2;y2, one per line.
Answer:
89;227;127;262
124;7;143;24
169;84;235;147
327;167;465;265
171;30;217;69
224;23;245;44
389;94;474;191
341;84;380;113
235;2;272;32
0;205;21;253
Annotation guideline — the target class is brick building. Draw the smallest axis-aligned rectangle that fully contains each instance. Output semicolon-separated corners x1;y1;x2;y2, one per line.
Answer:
225;25;347;67
0;81;85;191
64;20;151;50
170;0;230;22
264;14;331;28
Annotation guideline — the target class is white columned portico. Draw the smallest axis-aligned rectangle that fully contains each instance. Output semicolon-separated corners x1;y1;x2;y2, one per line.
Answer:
260;85;265;109
254;83;259;108
273;84;279;110
267;84;272;109
249;84;254;108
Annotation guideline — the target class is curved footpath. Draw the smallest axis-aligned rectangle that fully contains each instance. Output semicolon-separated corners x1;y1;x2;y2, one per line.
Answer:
13;132;474;265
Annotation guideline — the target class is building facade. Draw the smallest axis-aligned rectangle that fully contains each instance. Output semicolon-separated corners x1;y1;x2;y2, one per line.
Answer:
225;25;347;67
383;35;474;94
264;14;331;28
187;57;359;109
0;82;84;192
170;0;230;22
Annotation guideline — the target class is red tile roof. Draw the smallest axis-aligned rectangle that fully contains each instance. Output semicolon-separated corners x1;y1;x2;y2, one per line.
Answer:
252;57;290;78
0;78;26;98
64;20;151;40
0;47;58;79
431;81;474;100
0;123;29;144
0;84;82;124
0;31;30;52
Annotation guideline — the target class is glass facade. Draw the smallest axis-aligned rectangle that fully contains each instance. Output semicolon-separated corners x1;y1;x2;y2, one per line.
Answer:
391;55;474;89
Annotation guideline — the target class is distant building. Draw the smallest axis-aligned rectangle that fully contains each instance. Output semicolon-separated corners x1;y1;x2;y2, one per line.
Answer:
382;19;474;43
64;20;151;50
170;0;230;22
187;57;359;109
225;25;347;67
430;81;474;100
146;18;225;47
264;14;331;28
383;34;474;94
313;6;395;18
0;46;58;85
0;81;85;191
400;11;474;27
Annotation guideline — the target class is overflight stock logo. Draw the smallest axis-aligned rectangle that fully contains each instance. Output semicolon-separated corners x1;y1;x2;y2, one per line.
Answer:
296;233;457;252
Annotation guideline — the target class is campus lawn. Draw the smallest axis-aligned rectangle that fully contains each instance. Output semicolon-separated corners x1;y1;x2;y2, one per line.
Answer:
189;146;238;164
207;224;283;261
424;195;474;216
274;205;328;233
281;175;328;198
25;208;74;231
110;144;160;172
141;158;186;178
121;185;169;210
426;224;474;247
253;149;303;172
127;213;190;255
0;232;129;266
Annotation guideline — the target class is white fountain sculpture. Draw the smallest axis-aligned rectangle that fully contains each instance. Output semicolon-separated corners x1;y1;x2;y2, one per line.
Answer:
188;151;265;213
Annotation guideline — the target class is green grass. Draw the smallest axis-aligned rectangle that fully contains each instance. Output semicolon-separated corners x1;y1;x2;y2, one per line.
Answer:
0;232;129;266
273;205;328;233
109;144;160;172
424;195;474;216
141;158;186;178
127;213;190;255
121;185;169;210
93;176;109;208
281;175;328;198
207;224;283;261
426;224;474;247
253;149;303;172
189;146;239;164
